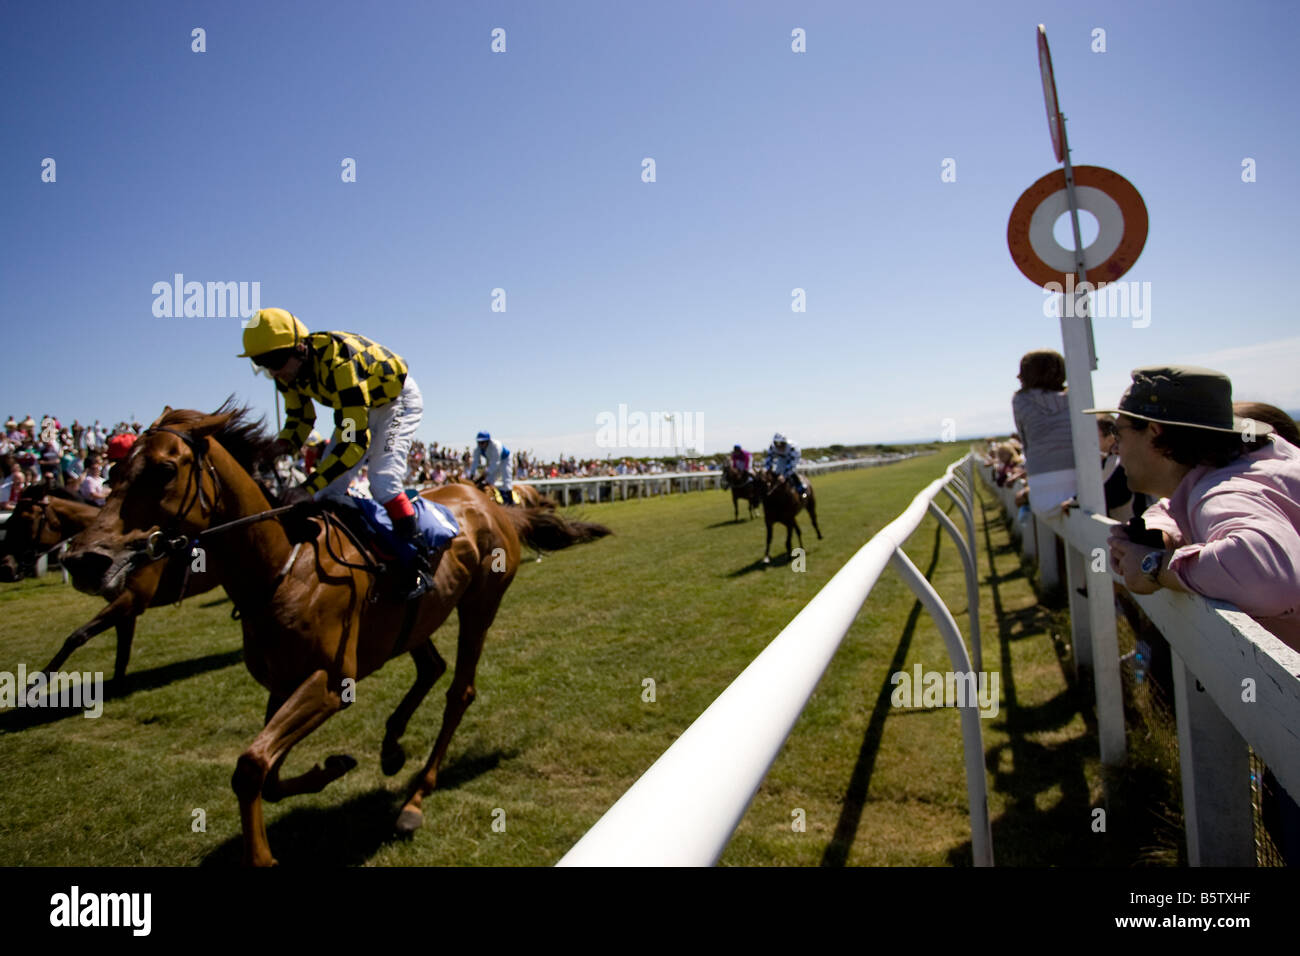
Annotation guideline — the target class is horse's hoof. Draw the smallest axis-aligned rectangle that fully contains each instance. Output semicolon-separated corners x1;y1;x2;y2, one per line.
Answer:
326;754;358;776
395;808;424;836
380;743;406;776
762;556;771;565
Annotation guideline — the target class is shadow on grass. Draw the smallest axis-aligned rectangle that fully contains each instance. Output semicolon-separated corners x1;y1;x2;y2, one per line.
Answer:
199;595;233;608
820;520;944;867
199;747;515;867
938;482;1104;865
705;519;751;529
200;789;400;867
0;648;244;734
727;554;790;576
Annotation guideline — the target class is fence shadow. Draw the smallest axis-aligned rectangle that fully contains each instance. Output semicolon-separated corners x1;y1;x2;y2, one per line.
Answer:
941;480;1100;865
820;519;946;867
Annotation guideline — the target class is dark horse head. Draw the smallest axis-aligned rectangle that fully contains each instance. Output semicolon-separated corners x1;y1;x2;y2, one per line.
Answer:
0;487;90;581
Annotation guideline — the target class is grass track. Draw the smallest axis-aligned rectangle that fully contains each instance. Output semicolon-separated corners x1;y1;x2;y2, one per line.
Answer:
1;451;1135;866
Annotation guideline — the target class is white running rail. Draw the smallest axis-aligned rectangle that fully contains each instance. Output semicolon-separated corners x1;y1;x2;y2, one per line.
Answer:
559;453;991;866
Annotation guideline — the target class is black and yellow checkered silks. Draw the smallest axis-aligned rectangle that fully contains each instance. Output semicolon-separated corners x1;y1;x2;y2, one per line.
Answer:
276;332;409;494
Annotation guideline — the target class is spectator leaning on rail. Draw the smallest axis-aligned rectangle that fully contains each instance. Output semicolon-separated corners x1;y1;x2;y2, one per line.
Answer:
1012;349;1076;517
1085;365;1300;651
239;307;439;601
470;431;514;504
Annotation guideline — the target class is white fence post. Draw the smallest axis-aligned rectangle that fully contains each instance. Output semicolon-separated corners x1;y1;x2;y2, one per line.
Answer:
1172;649;1255;866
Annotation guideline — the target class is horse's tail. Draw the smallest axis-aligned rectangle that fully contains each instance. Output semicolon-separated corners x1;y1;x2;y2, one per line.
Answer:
502;506;612;551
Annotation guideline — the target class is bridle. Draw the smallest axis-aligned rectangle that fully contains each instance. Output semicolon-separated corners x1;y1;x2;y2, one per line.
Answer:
140;426;225;562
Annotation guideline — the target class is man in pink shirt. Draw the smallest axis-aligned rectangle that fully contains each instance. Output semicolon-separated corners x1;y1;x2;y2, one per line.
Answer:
1086;365;1300;650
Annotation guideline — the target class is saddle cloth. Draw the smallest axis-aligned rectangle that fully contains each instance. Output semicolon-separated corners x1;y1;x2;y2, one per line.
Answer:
485;486;519;506
327;490;460;566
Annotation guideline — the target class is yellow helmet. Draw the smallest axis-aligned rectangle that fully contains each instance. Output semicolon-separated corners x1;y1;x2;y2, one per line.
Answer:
238;309;309;357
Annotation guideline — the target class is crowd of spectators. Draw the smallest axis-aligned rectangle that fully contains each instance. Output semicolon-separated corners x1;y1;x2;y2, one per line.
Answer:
0;414;143;509
1;412;727;511
984;356;1300;864
404;439;716;486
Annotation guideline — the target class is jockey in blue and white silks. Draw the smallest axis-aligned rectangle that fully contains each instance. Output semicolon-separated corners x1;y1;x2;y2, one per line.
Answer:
471;431;514;503
764;433;807;497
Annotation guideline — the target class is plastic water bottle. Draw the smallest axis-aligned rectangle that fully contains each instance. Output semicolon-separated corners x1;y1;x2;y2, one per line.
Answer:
1134;639;1150;684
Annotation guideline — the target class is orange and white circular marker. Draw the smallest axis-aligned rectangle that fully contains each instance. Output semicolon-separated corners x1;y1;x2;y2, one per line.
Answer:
1007;165;1148;288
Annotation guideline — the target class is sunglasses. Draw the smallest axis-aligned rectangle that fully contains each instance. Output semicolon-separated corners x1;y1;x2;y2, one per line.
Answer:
251;348;297;371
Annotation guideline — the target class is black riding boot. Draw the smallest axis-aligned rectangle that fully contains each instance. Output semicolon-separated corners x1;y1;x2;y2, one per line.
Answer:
392;513;438;601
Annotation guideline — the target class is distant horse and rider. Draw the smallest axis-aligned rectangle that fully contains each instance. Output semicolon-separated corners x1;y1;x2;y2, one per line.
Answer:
756;434;822;564
721;444;761;521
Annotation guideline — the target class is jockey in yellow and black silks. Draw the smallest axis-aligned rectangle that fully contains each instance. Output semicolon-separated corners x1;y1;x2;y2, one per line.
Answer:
239;308;436;600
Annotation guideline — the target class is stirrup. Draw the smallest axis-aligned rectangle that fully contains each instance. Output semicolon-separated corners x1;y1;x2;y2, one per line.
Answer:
398;549;440;602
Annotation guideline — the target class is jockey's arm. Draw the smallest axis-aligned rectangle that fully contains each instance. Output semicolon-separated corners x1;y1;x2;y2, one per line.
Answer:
305;385;372;496
277;385;316;452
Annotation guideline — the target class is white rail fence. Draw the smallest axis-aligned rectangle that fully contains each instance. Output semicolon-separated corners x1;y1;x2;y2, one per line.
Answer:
979;460;1300;865
451;453;929;507
559;453;992;866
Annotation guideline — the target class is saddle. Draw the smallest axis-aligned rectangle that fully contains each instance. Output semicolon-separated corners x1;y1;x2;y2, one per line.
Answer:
323;491;460;571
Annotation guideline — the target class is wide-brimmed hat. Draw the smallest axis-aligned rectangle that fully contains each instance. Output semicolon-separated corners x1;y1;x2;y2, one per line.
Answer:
1082;365;1272;436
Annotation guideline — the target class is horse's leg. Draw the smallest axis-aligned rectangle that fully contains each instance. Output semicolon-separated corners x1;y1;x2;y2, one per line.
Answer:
264;753;357;802
42;591;135;677
231;669;343;866
261;691;357;803
381;639;447;776
808;494;823;539
111;617;136;684
733;492;739;522
395;600;494;834
763;518;774;564
792;519;803;554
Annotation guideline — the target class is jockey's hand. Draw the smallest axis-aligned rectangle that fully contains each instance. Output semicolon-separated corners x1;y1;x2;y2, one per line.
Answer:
280;496;323;543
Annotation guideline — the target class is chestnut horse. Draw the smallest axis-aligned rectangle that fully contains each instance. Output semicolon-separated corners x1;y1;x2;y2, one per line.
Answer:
62;405;610;866
721;464;761;521
754;469;823;564
1;487;223;681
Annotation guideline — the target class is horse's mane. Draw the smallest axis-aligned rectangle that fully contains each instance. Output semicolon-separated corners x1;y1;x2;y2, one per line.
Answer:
18;485;83;502
155;397;278;475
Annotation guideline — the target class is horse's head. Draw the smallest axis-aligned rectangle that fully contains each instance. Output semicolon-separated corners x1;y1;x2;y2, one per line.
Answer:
62;409;232;599
0;493;67;581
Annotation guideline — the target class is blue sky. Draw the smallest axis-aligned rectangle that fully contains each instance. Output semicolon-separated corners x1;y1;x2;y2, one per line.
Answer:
3;0;1297;459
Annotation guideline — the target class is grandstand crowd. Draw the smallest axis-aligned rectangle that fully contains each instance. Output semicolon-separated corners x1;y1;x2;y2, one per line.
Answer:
0;412;720;510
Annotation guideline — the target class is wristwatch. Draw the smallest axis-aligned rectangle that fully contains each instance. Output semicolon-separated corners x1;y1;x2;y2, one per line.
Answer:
1140;550;1165;585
